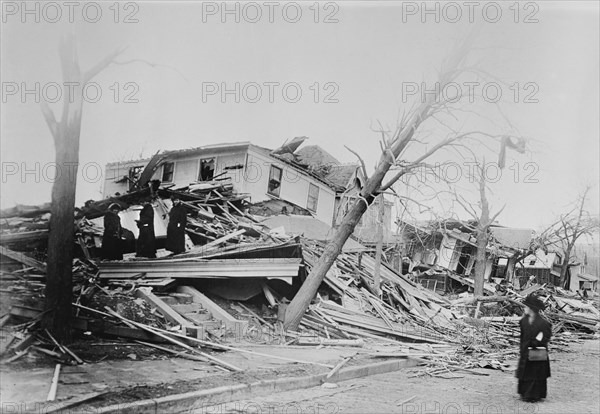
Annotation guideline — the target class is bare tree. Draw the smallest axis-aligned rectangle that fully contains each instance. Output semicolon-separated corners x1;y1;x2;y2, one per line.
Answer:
283;32;514;330
454;160;505;297
538;186;599;288
41;34;124;341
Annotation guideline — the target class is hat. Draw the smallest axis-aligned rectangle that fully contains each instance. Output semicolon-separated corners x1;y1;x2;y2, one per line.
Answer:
108;203;121;211
170;195;180;201
523;294;545;311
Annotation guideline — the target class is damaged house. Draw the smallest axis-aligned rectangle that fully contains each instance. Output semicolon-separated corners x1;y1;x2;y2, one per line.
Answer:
103;137;392;245
398;220;533;293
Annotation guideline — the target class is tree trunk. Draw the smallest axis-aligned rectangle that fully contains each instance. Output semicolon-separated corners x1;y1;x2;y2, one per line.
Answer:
282;33;475;331
43;130;80;341
473;163;491;298
473;227;488;297
284;196;372;330
560;243;573;289
373;194;385;296
42;35;84;342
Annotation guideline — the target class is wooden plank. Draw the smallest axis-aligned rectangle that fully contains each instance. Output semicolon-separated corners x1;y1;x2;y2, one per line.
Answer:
187;229;245;254
47;364;61;401
0;230;49;244
176;286;244;331
105;307;242;372
134;287;193;333
0;246;46;273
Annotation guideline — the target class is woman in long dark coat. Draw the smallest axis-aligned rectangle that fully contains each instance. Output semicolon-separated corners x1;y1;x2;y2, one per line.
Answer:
101;203;123;260
516;294;552;402
136;202;156;258
166;197;187;254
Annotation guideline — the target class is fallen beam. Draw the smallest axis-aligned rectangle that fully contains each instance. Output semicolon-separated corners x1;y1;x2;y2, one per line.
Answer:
0;230;49;244
176;286;245;331
98;258;301;281
134;287;194;334
0;246;46;273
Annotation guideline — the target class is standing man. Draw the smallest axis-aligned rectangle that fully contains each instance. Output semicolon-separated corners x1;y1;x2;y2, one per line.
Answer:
136;202;157;258
166;196;187;254
101;203;124;260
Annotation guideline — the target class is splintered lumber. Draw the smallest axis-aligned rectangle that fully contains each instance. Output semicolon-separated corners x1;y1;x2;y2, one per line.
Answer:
326;357;352;379
98;258;301;282
186;229;246;254
0;246;46;273
47;364;61;401
236;302;273;328
135;340;210;363
177;286;244;330
134;287;193;333
105;307;242;372
108;309;334;368
45;329;84;364
44;391;109;414
0;230;49;244
297;337;364;347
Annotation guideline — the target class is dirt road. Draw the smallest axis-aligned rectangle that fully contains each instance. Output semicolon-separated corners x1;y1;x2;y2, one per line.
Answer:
201;339;599;414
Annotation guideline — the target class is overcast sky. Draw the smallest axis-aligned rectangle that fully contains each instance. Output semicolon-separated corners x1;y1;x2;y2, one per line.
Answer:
1;1;598;230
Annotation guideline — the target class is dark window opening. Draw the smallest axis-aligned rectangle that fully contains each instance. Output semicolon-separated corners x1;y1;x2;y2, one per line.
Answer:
529;259;536;266
128;165;144;190
198;158;215;181
162;162;174;182
307;183;319;212
267;165;283;197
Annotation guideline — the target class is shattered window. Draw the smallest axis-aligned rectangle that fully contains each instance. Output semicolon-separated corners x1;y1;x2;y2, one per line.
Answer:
128;165;143;190
267;165;282;197
198;158;215;181
162;162;174;182
307;183;319;212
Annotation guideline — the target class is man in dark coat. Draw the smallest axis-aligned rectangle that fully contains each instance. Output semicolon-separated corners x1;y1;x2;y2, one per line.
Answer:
516;294;552;402
101;203;124;260
166;196;187;254
136;202;156;258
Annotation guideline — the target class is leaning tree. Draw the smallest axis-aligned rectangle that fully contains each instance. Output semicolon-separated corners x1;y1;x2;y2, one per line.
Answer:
283;31;521;330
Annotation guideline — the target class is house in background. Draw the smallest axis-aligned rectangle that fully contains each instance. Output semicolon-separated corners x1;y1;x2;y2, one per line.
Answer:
397;219;532;293
102;138;392;243
293;144;394;245
515;249;563;287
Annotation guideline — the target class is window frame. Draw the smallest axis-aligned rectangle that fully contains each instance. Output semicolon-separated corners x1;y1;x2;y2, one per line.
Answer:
307;183;320;213
267;165;283;197
161;162;175;183
128;165;144;190
198;157;216;181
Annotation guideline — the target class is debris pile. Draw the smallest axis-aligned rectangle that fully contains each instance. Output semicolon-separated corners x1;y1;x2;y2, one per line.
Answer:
1;186;599;380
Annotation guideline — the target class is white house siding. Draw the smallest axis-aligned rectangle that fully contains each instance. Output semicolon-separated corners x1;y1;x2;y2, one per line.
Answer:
101;146;336;225
148;149;248;190
103;159;149;197
243;148;336;225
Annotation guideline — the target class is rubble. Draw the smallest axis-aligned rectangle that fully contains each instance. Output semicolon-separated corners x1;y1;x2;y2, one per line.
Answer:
1;182;598;387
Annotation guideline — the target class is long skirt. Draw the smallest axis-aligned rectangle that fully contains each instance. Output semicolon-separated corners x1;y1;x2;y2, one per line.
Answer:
518;379;547;401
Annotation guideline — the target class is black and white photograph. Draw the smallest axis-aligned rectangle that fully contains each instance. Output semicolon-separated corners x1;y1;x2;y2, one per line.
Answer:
1;1;599;413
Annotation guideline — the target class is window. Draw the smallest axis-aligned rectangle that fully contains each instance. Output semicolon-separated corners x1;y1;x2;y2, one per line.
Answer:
529;259;536;266
198;158;215;181
128;165;144;190
267;165;283;197
162;162;174;182
307;183;319;212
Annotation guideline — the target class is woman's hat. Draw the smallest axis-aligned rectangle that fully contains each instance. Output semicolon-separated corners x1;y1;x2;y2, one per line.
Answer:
108;203;121;211
523;294;545;311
